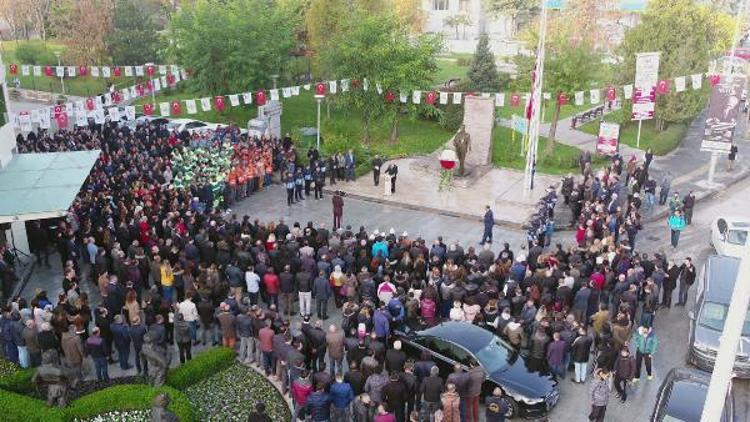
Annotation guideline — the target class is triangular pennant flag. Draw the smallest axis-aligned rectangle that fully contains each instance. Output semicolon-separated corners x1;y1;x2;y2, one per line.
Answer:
174;71;181;83
153;78;162;92
122;90;130;101
33;66;41;76
67;66;76;77
329;80;338;94
440;91;448;105
135;66;144;76
341;79;349;92
93;108;105;124
412;90;421;104
186;99;197;114
574;91;584;106
590;89;600;104
159;102;170;116
675;76;686;92
452;92;462;104
21;65;30;76
130;86;137;98
91;66;100;77
103;66;111;78
180;69;188;80
160;76;167;88
75;111;88;127
376;83;383;94
125;106;136;121
242;92;253;104
691;74;702;90
200;97;211;111
159;65;167;75
39;110;51;128
363;79;369;91
495;93;505;107
303;84;311;90
399;92;408;103
291;86;300;96
623;85;633;100
282;87;291;98
270;89;279;101
229;94;240;107
56;66;65;77
124;66;133;77
108;107;121;122
171;65;179;74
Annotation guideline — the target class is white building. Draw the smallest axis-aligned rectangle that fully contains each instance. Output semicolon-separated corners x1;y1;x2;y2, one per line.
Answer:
422;0;520;56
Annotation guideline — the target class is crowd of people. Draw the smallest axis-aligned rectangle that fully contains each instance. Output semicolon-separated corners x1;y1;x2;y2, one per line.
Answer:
0;118;700;422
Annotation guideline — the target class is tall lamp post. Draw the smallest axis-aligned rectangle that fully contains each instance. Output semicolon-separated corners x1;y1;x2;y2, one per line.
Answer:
54;51;65;95
314;82;326;151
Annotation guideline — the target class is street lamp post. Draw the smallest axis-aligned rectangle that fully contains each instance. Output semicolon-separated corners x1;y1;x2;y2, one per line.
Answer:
271;74;279;90
315;82;326;152
54;51;64;95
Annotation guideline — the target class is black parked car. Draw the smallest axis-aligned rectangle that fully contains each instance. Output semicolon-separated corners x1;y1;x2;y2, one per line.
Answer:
395;322;559;419
650;367;735;422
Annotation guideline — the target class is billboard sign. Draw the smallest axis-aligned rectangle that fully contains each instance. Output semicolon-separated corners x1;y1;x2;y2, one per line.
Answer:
632;52;660;121
701;75;745;154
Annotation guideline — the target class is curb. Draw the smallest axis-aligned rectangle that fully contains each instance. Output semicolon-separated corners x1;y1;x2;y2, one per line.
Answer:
322;187;525;230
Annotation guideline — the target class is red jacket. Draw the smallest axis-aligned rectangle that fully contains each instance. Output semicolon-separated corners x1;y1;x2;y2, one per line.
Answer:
263;273;280;295
291;379;313;406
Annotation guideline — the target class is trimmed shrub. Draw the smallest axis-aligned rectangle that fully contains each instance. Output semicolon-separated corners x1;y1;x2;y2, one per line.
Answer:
65;384;194;422
0;387;64;420
166;346;234;390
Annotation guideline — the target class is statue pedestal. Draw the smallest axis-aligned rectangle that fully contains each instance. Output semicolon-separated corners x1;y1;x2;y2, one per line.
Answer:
463;96;494;167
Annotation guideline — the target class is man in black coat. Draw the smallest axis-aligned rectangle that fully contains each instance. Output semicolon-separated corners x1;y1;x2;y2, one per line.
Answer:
372;155;383;186
381;372;406;422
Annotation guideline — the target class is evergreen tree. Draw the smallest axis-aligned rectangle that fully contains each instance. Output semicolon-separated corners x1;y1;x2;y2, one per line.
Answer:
466;33;500;92
108;0;160;65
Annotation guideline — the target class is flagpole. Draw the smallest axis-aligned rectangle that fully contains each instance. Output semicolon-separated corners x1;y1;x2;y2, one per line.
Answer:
523;0;549;199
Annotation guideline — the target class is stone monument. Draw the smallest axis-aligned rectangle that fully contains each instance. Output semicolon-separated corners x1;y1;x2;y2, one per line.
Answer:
32;350;71;407
461;96;495;168
453;125;471;176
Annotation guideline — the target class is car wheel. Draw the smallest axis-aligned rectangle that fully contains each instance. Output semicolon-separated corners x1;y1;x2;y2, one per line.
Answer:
502;396;519;419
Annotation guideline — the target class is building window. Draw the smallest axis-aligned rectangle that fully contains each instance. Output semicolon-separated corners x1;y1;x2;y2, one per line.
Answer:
459;0;469;12
433;0;449;11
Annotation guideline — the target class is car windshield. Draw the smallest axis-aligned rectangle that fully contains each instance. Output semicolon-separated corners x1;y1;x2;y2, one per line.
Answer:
474;337;511;374
726;229;748;246
699;302;750;336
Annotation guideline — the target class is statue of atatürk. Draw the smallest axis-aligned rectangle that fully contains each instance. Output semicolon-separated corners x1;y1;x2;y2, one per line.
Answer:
150;393;179;422
32;350;71;407
453;124;472;176
140;334;170;387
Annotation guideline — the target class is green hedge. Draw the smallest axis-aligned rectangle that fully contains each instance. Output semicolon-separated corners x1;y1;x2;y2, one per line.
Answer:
0;366;35;394
66;384;194;421
166;346;235;390
0;384;194;421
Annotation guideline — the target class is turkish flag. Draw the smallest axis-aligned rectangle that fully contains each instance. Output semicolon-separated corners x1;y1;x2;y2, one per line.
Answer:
315;83;326;96
510;94;521;107
557;93;567;105
113;66;122;77
143;103;154;116
215;96;226;112
136;84;145;97
606;87;616;101
86;97;95;110
9;64;17;75
709;74;721;86
426;90;437;105
385;90;395;103
113;91;122;103
79;66;88;76
45;65;54;77
256;90;266;106
656;80;669;95
166;73;175;86
55;112;69;128
53;105;63;117
170;101;181;115
146;65;155;77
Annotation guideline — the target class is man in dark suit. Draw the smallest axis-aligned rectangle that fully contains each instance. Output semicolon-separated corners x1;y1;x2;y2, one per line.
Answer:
332;191;344;230
372;155;383;186
386;163;398;194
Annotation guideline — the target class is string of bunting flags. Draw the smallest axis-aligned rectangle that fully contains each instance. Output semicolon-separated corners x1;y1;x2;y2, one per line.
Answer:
8;69;189;132
7;63;183;79
126;71;722;119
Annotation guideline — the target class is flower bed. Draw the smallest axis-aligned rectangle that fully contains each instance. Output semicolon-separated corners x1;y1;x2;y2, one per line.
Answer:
166;346;235;390
73;409;149;422
185;362;291;421
0;357;35;394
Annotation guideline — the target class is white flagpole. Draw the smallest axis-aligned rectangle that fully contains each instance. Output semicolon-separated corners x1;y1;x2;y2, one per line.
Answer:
523;0;549;199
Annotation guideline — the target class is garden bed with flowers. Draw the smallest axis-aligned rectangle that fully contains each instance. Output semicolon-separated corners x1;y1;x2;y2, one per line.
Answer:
185;362;291;421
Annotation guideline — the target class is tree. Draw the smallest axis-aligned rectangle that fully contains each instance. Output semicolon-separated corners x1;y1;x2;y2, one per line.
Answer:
321;10;442;143
108;0;161;65
49;0;114;64
305;0;351;76
394;0;426;35
169;0;297;93
618;0;734;130
514;25;599;153
466;33;501;92
443;14;471;40
483;0;539;35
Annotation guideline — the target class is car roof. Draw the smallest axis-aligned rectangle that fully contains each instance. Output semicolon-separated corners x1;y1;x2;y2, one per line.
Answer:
717;217;750;228
704;255;741;304
663;368;712;420
417;322;494;353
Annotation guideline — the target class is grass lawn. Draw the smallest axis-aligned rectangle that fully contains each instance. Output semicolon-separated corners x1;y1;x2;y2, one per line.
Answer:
2;39;144;97
496;101;593;123
578;116;688;155
434;57;469;86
